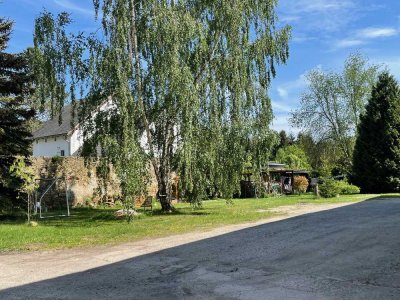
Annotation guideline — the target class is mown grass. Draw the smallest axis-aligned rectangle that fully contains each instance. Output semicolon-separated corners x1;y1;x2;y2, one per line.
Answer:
0;194;386;252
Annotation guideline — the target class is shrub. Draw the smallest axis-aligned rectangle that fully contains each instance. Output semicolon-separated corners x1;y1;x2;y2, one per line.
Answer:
319;179;360;198
114;200;123;208
293;176;309;194
337;181;360;195
319;179;340;198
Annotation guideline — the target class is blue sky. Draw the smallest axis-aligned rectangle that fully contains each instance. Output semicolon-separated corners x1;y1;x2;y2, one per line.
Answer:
2;0;400;133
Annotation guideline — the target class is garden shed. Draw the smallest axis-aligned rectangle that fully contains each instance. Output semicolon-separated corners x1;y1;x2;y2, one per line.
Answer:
240;162;310;197
267;169;310;194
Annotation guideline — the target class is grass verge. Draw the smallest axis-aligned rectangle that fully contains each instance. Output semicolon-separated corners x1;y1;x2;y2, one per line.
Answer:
0;194;383;252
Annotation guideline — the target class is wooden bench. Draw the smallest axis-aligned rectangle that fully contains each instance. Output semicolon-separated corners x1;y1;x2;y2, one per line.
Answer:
104;201;115;207
140;196;153;211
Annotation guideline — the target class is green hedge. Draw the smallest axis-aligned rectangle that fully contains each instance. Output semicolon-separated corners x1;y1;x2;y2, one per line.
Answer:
319;179;360;198
337;180;360;195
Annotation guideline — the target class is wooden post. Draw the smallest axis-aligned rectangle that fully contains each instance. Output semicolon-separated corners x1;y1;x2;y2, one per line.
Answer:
27;194;31;223
291;171;294;194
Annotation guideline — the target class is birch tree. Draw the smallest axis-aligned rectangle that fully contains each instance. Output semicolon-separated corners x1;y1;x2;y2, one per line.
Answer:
291;54;379;171
32;0;291;211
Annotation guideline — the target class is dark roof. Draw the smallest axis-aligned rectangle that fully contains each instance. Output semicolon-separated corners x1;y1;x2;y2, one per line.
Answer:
270;169;310;174
33;104;79;139
268;162;286;169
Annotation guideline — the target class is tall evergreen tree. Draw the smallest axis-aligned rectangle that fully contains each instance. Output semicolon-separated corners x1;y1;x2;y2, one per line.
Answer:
0;17;34;155
352;72;400;193
0;17;35;211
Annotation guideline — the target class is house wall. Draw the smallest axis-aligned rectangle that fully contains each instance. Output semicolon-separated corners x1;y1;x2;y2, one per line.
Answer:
69;128;84;155
32;98;116;158
32;129;84;157
32;136;70;157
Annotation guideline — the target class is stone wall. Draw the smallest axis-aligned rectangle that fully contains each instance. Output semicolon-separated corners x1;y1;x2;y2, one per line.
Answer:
30;157;176;206
31;157;158;206
31;157;114;205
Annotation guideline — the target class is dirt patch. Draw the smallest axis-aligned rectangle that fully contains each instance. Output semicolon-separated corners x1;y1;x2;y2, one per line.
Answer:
25;243;48;251
268;203;351;216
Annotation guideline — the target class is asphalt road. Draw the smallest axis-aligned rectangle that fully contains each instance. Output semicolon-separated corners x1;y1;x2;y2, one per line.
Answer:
1;198;400;299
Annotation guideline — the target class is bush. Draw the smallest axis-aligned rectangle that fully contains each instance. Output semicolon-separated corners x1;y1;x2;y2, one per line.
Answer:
319;179;360;198
114;200;123;208
319;179;340;198
293;176;309;194
337;181;360;195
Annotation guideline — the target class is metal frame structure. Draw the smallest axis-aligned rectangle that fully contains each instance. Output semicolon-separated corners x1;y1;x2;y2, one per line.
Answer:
34;177;71;219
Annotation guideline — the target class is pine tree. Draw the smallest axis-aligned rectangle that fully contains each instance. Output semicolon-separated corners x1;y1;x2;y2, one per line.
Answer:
0;17;34;155
0;17;35;211
352;72;400;193
0;18;12;51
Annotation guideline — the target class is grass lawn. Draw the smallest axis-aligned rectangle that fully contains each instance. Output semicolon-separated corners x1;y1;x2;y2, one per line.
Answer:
0;194;385;252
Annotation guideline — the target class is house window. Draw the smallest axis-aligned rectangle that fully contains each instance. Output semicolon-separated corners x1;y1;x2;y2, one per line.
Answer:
60;150;65;157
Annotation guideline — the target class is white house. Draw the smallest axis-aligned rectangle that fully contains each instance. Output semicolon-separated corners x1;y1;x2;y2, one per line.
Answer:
32;104;84;157
32;98;174;157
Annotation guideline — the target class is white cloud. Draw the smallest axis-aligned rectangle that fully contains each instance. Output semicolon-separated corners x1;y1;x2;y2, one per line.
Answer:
357;27;398;39
276;72;308;101
277;87;288;99
334;27;398;49
271;73;309;127
278;0;386;50
271;100;292;113
54;0;94;15
279;0;358;33
335;39;365;49
279;15;301;23
271;114;300;134
281;0;354;15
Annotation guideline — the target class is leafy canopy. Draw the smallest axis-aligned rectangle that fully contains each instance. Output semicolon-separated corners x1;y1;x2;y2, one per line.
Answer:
291;53;379;172
33;1;291;209
275;144;310;170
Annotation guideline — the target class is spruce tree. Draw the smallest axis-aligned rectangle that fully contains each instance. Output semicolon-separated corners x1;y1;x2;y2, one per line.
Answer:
352;72;400;193
0;17;34;155
0;17;35;211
